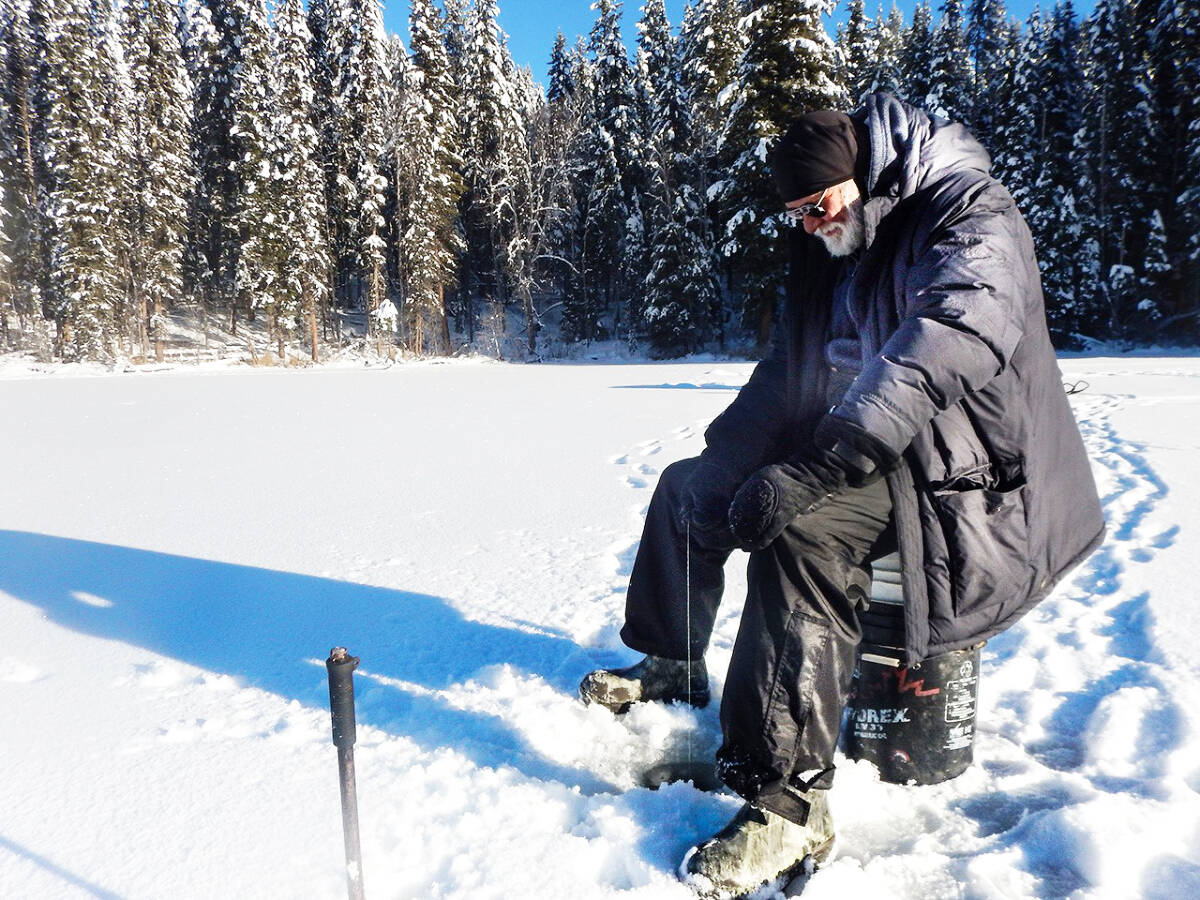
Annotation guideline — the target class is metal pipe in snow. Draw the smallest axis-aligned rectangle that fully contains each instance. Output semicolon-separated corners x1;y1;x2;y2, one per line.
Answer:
326;646;365;900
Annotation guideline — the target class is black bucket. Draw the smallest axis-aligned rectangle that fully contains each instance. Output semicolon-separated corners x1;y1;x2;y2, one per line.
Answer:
845;598;982;785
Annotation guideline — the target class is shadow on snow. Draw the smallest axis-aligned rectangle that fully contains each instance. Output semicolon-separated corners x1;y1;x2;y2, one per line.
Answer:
0;529;603;789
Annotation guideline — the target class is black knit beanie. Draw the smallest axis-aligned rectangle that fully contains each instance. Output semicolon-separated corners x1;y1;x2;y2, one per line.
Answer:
771;110;860;203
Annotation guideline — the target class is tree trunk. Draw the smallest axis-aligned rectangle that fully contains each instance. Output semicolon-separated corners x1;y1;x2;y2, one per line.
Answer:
137;288;148;361
308;285;319;363
439;284;452;355
523;289;537;356
153;296;164;363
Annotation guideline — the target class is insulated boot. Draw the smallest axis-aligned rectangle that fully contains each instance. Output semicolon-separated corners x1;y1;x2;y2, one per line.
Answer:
578;654;709;714
678;794;835;899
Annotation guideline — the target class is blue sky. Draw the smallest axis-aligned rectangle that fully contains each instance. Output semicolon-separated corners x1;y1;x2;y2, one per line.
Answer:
378;1;1098;83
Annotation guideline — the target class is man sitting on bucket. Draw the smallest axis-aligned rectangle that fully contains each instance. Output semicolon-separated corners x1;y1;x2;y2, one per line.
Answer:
580;92;1104;897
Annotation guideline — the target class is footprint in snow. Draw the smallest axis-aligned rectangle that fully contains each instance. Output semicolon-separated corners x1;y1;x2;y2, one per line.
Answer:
969;389;1187;861
122;660;187;689
1151;526;1179;549
0;658;46;684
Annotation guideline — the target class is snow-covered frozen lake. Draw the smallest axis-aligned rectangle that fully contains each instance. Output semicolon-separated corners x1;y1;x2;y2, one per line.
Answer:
1;357;1197;898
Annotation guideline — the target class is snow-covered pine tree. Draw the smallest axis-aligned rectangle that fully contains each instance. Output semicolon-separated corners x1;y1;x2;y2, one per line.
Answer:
274;0;332;361
679;0;743;340
1151;0;1200;333
493;60;547;357
221;0;277;337
680;0;743;166
1072;0;1128;339
548;31;573;104
40;0;124;358
339;0;392;344
626;0;671;341
542;39;592;343
625;6;674;342
121;0;194;362
868;4;907;98
638;0;719;354
901;0;934;108
397;0;466;355
638;0;688;189
0;43;10;344
306;0;348;332
643;182;721;353
178;0;224;322
1166;0;1200;322
838;0;877;106
587;0;643;340
926;0;973;123
559;0;630;343
965;0;1009;151
379;34;406;325
0;2;11;339
523;62;584;355
460;0;527;343
93;0;138;354
1135;208;1169;328
1024;2;1090;339
562;58;622;344
438;0;471;335
1071;0;1169;341
713;0;847;346
0;0;45;344
441;0;469;83
191;0;247;326
990;9;1043;211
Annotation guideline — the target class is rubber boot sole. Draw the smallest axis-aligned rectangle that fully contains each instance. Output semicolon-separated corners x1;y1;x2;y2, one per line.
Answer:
578;676;710;715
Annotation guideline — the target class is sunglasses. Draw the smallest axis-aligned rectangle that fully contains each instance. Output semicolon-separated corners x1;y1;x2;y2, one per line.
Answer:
785;187;831;221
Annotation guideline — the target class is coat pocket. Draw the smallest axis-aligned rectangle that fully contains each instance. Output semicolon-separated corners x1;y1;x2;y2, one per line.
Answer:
932;479;1034;617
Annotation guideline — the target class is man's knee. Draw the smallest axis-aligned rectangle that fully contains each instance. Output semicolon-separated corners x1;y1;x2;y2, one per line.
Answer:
656;456;703;500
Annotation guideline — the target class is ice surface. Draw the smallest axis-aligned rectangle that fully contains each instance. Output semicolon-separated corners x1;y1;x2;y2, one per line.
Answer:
0;356;1198;897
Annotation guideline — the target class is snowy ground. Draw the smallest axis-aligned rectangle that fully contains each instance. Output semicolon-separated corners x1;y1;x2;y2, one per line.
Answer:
1;355;1198;899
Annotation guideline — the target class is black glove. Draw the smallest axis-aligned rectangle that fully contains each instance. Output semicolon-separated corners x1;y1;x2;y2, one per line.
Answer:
679;459;740;545
813;414;899;485
727;451;848;551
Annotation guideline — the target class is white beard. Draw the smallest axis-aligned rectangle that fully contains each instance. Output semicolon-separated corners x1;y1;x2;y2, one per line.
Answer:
816;199;865;257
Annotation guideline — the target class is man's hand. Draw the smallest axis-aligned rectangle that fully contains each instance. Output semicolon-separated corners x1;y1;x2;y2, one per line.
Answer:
728;452;847;551
813;414;899;485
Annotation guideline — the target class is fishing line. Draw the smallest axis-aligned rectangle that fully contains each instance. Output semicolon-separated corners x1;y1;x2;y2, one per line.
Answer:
686;518;693;769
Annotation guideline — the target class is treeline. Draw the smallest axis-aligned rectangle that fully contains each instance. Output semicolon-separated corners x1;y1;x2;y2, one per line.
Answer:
0;0;1196;363
839;0;1200;345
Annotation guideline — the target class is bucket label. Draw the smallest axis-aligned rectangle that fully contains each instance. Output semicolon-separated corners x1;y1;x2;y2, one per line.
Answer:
854;707;911;725
943;721;974;750
852;707;911;739
944;676;978;723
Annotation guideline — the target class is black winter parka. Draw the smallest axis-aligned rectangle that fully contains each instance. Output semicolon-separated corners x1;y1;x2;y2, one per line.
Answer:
702;94;1105;663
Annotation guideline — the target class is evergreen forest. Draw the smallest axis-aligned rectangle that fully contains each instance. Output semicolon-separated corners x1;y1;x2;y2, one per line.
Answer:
0;0;1197;362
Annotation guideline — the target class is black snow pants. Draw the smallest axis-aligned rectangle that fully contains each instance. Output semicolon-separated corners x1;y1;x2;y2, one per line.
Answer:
619;456;895;825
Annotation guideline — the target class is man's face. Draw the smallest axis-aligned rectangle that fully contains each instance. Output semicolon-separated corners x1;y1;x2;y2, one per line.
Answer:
786;179;865;257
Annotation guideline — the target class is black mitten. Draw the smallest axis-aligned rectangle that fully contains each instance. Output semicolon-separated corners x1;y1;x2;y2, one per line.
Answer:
728;452;847;551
